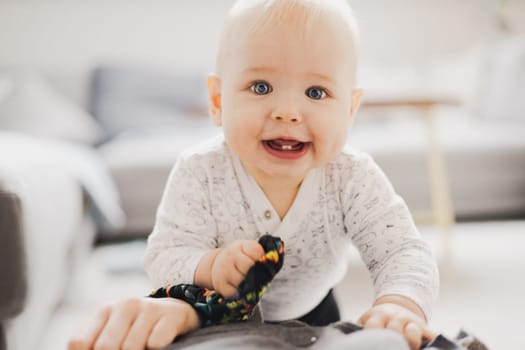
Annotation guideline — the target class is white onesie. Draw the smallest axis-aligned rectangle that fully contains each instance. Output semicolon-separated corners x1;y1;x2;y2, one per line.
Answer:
144;136;439;322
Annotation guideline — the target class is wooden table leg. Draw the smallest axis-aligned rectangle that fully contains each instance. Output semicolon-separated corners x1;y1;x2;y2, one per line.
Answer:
423;104;455;264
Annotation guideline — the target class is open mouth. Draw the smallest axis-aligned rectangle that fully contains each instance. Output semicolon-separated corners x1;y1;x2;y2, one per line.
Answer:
264;139;306;152
262;138;311;159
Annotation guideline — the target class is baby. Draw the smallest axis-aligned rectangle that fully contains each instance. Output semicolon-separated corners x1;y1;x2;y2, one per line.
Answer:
69;0;439;349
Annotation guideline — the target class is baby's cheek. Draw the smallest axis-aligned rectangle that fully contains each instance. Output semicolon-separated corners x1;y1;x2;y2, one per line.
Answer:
320;132;347;155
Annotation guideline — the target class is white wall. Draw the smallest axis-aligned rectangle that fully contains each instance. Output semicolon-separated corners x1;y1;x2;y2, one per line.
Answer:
0;0;524;103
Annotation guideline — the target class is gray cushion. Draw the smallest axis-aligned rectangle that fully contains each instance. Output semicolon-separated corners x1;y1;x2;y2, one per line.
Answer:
90;65;208;139
166;315;409;350
349;113;525;219
0;191;26;320
0;327;4;350
98;127;220;235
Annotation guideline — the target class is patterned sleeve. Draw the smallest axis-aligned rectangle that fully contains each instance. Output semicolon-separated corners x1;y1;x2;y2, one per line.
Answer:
343;152;439;320
144;155;217;287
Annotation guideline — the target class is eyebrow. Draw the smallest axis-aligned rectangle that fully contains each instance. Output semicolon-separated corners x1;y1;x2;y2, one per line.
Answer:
241;66;277;75
307;72;335;84
241;67;334;84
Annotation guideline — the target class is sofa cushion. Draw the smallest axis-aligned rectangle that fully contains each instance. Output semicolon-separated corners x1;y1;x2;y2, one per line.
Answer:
0;72;104;144
98;124;220;235
0;131;125;232
349;109;525;219
90;65;209;139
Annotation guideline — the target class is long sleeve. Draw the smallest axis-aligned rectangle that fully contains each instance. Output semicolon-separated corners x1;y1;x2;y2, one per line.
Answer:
343;153;439;320
144;156;218;287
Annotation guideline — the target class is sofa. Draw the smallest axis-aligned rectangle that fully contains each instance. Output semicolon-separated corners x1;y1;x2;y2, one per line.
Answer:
0;132;124;350
92;36;525;237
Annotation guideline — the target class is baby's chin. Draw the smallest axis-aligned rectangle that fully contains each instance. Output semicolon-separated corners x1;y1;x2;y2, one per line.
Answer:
256;161;317;181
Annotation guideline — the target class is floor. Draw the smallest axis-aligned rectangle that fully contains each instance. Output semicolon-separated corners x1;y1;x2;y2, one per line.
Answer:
41;220;525;349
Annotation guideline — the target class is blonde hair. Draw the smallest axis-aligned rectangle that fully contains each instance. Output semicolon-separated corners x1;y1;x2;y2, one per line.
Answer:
215;0;360;77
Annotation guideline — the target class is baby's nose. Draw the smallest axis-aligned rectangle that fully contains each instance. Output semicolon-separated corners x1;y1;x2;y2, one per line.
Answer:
270;108;302;123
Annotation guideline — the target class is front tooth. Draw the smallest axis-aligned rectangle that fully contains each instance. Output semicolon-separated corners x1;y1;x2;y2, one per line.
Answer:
281;144;292;150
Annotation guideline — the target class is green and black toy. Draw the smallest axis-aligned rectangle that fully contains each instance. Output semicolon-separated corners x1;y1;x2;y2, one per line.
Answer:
149;235;285;327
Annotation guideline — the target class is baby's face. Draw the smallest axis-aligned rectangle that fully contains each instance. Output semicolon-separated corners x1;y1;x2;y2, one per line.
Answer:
210;13;360;183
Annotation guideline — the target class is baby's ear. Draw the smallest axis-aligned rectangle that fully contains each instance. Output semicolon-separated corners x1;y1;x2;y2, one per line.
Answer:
350;88;363;119
207;74;222;126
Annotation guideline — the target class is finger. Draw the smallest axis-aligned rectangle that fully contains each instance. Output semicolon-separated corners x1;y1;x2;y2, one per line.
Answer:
404;322;423;350
68;305;111;350
214;275;240;298
422;327;437;342
121;311;158;350
225;266;245;289
241;241;265;261
234;252;258;275
212;266;243;298
363;315;387;329
147;317;179;350
357;310;371;326
220;283;240;299
94;302;136;350
386;318;408;334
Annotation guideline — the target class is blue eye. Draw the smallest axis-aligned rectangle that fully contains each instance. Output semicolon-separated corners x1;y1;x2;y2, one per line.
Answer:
306;87;326;100
251;81;272;95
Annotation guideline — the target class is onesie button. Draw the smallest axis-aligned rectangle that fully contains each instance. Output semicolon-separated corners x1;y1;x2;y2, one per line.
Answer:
264;210;272;219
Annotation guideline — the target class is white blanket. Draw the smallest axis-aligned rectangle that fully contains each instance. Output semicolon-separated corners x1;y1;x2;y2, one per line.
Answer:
0;131;125;231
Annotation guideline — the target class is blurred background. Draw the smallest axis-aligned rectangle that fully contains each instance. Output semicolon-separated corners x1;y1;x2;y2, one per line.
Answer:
0;0;524;349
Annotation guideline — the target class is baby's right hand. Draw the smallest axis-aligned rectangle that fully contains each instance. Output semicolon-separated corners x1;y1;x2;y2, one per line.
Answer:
68;297;200;350
211;240;264;298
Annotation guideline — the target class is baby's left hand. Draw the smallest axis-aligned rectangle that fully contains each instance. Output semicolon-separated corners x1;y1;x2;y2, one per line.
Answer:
358;302;435;350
